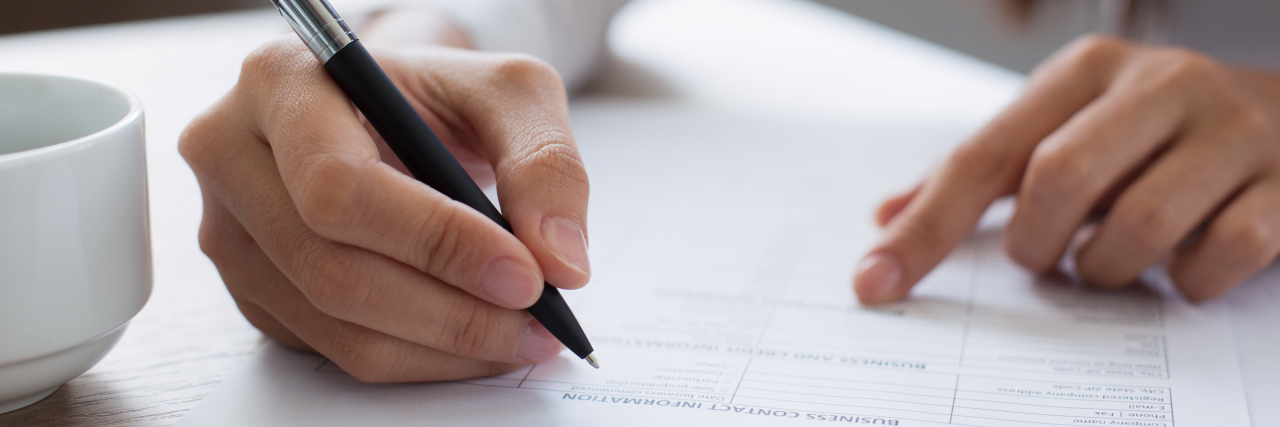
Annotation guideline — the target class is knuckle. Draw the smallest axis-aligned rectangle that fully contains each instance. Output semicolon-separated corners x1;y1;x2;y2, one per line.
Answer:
294;238;372;320
240;41;282;75
509;139;589;197
1215;217;1275;268
1240;107;1278;135
1049;34;1125;75
1162;49;1218;80
177;114;213;166
196;215;233;267
1226;107;1280;144
1113;195;1181;253
294;154;371;239
947;140;1021;188
1073;34;1125;55
178;106;242;175
1024;147;1095;201
239;38;309;85
1185;104;1278;160
892;213;946;254
331;327;400;383
1141;49;1224;93
413;202;476;276
487;54;562;88
433;297;502;358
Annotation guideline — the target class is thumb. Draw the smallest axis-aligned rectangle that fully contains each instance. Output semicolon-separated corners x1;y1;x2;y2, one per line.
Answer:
427;52;591;289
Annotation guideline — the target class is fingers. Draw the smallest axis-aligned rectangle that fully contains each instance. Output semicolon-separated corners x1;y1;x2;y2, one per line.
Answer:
1169;179;1280;301
1021;48;1277;289
196;188;312;352
395;51;592;289
235;297;312;352
221;227;535;382
875;184;921;227
1075;125;1264;287
238;39;546;309
182;93;563;366
1004;79;1187;273
854;36;1126;304
269;290;535;383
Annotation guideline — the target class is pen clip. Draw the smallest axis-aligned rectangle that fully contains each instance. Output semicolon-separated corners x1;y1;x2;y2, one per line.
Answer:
271;0;358;63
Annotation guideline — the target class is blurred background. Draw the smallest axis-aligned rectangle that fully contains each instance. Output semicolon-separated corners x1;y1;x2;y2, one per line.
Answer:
1;0;264;34
0;0;1103;74
4;0;1275;74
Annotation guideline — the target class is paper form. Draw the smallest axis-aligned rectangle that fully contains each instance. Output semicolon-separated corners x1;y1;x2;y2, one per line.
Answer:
1222;264;1280;426
178;201;1251;427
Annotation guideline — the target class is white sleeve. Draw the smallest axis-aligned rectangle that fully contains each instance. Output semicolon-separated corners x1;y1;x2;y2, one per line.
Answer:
436;0;631;91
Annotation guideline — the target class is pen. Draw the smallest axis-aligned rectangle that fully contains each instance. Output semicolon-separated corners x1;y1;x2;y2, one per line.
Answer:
271;0;598;369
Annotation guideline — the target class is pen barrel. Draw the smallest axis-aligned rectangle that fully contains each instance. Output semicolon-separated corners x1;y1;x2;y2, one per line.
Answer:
526;286;594;358
322;41;594;359
323;40;507;227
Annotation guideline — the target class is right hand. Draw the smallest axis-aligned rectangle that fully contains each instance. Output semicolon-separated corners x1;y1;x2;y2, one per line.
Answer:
179;37;591;382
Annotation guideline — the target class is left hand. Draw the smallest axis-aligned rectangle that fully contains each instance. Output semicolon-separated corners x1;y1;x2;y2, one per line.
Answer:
855;35;1280;303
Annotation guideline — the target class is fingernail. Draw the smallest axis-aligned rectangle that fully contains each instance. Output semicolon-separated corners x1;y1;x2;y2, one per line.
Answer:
856;253;903;304
481;257;541;307
516;320;563;362
542;216;591;277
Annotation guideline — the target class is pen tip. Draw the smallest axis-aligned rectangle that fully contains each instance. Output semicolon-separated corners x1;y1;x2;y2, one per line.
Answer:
585;353;600;369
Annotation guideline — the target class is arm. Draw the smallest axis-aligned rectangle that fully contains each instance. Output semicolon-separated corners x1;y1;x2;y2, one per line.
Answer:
360;0;631;91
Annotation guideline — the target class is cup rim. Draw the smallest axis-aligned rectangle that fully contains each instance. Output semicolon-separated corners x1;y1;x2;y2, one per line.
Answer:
0;72;144;163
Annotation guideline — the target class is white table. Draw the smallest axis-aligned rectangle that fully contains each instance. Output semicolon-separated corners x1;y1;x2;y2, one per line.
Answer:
15;0;1268;425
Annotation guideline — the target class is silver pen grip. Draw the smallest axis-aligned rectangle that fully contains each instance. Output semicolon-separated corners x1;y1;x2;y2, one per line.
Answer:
271;0;357;62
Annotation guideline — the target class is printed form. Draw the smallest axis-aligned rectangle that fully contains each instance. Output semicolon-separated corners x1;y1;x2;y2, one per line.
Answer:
179;203;1251;427
1223;263;1280;425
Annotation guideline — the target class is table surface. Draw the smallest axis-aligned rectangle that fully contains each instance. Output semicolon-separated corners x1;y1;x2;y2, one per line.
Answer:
0;0;1023;425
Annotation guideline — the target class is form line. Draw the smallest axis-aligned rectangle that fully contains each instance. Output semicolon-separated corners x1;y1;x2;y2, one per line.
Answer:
516;364;537;388
735;386;954;407
948;375;960;423
741;378;955;398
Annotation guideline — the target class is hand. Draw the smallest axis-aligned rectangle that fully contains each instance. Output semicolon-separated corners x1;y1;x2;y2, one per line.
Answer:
855;35;1280;304
179;37;591;382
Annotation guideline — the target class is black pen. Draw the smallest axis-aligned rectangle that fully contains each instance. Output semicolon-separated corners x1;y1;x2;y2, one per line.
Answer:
271;0;598;369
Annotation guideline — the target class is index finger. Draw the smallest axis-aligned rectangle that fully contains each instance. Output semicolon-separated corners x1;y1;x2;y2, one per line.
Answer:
854;36;1125;304
241;38;546;310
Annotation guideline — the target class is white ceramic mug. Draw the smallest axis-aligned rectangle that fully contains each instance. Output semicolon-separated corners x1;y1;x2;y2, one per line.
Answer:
0;73;150;414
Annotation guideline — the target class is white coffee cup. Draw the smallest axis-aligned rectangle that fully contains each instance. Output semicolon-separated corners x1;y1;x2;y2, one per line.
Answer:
0;73;150;414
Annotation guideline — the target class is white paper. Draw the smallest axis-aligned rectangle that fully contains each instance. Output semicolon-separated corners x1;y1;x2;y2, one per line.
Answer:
178;192;1251;427
177;98;1256;426
1221;264;1280;426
